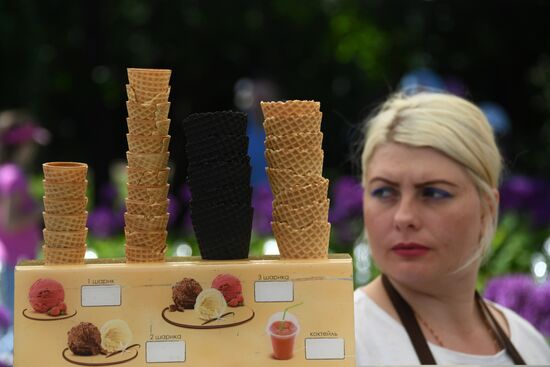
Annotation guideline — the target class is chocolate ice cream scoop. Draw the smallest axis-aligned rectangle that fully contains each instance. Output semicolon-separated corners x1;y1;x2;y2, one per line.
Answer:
172;278;202;309
67;322;102;356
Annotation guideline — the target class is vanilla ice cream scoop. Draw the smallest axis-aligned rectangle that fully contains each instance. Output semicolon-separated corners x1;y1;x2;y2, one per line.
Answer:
195;288;227;321
100;319;133;353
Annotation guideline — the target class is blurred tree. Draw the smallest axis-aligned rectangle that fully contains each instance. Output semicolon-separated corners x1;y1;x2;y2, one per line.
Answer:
1;0;549;200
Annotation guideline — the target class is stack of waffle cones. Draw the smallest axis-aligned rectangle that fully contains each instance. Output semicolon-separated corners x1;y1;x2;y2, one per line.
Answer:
183;111;253;260
42;162;88;264
261;100;330;259
124;68;172;262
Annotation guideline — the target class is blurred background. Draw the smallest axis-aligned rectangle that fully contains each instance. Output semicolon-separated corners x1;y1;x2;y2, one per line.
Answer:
1;0;550;363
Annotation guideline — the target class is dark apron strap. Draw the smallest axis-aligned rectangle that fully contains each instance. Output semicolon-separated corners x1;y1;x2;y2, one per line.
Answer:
475;292;526;364
381;274;436;364
381;274;526;365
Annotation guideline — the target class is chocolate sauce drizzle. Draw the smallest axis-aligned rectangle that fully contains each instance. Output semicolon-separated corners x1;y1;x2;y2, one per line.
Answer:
61;345;140;366
22;308;77;321
161;306;255;329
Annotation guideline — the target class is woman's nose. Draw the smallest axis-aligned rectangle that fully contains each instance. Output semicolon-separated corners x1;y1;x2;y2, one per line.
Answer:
393;196;421;231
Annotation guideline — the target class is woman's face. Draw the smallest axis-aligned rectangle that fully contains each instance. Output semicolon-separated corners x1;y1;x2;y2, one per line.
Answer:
363;143;485;284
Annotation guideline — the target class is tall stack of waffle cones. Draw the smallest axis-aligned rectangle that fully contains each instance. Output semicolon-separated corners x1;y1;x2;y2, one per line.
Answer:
262;100;330;259
42;162;88;264
124;68;172;262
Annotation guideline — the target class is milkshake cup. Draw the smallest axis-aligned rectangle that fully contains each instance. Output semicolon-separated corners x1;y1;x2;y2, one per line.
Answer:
266;311;300;360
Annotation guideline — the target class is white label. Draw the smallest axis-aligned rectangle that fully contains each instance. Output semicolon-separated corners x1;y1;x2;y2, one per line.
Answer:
146;341;185;362
305;338;345;360
254;281;293;302
81;285;121;307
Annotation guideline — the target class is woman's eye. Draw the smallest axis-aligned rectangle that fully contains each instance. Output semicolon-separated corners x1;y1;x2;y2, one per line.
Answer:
422;187;452;199
370;187;396;199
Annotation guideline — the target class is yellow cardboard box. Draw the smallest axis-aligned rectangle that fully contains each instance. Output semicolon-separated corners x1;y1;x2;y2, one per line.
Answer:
14;255;355;366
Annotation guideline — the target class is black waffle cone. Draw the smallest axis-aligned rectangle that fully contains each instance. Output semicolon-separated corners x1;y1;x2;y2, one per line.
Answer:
186;135;249;162
189;185;252;204
188;158;251;189
183;111;247;140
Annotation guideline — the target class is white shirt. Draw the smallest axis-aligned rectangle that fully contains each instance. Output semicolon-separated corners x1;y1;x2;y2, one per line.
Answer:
354;289;550;365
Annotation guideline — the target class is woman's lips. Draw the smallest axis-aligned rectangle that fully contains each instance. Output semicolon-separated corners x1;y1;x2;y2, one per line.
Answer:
391;243;430;257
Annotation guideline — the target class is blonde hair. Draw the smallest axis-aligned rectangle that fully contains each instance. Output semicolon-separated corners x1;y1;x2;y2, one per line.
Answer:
361;92;502;263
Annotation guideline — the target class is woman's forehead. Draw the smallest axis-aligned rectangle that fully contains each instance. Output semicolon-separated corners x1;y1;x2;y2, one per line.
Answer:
366;143;471;184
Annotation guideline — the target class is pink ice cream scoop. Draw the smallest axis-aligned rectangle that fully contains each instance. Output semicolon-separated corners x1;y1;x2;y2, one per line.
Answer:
211;274;244;307
28;278;65;313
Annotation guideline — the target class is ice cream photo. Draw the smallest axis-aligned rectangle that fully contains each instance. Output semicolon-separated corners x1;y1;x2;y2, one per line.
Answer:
28;278;65;314
195;288;227;321
100;319;133;354
67;322;103;356
63;320;139;365
23;278;75;320
211;273;244;307
162;276;254;329
171;277;203;310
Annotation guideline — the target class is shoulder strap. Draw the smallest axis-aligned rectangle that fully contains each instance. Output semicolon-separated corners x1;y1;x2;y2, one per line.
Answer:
381;274;436;364
475;292;526;364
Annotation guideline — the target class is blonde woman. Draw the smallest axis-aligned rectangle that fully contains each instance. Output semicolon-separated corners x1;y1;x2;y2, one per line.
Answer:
354;92;550;365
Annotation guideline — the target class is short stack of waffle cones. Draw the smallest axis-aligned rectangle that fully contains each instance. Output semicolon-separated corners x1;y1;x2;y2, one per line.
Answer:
42;162;88;264
261;100;330;259
124;68;172;262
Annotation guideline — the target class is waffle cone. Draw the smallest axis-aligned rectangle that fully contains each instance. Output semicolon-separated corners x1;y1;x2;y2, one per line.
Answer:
271;221;330;259
126;101;171;120
266;168;327;196
43;245;87;265
127;167;170;186
43;229;88;248
43;196;88;215
43;180;87;199
127;68;171;91
260;100;320;119
43;162;88;182
273;199;330;229
43;212;88;232
125;199;169;216
263;112;321;137
273;180;329;208
125;229;167;247
125;244;166;263
127;184;169;204
124;213;169;232
126;84;170;104
126;118;170;136
126;151;169;170
126;133;170;154
265;148;324;175
265;132;323;150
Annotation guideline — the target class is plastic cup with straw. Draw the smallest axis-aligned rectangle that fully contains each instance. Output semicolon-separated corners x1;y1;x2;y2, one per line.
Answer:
266;302;303;360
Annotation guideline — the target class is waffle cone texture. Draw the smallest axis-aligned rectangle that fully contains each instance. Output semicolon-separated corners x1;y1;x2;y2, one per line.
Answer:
42;162;88;264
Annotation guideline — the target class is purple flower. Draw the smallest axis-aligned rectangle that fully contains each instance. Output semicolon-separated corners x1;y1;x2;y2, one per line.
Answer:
98;182;119;206
329;176;363;224
167;194;180;227
499;176;550;226
179;184;191;206
87;206;123;238
483;274;550;336
529;281;550;336
252;184;273;235
484;274;534;314
334;222;356;244
0;305;10;330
